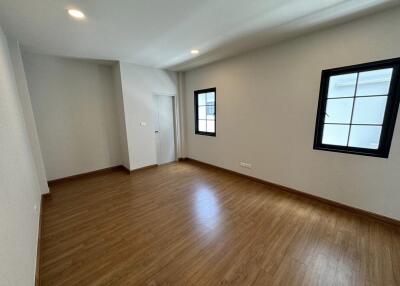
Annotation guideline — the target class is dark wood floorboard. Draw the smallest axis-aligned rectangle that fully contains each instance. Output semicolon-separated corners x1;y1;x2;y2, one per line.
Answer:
40;161;400;286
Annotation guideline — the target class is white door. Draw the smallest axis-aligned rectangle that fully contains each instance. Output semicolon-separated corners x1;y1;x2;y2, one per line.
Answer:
154;95;176;165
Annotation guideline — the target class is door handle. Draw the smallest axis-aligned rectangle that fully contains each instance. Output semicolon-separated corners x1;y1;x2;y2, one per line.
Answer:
155;130;160;133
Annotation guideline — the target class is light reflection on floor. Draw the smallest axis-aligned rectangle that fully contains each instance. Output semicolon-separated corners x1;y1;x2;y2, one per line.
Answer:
194;187;220;233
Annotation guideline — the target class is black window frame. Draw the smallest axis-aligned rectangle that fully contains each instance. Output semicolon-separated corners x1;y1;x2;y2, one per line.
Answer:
314;58;400;158
194;87;216;137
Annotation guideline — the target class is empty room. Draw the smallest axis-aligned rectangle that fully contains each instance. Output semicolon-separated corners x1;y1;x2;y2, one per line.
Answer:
1;1;400;285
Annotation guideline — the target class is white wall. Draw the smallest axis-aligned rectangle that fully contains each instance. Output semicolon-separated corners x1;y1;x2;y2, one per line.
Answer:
23;53;122;180
112;63;130;170
184;7;400;220
119;63;178;170
177;72;187;158
7;38;49;194
0;26;42;286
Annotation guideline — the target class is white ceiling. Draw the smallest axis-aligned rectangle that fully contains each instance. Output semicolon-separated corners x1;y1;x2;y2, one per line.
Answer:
0;0;398;71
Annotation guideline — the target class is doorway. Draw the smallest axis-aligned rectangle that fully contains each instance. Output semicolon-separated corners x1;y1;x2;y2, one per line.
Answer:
154;94;176;165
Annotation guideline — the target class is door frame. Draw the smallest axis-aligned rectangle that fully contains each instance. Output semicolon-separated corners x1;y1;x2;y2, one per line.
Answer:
153;93;180;164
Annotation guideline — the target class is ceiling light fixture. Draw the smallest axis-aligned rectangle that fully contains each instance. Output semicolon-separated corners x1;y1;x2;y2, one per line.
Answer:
191;49;200;55
68;9;85;19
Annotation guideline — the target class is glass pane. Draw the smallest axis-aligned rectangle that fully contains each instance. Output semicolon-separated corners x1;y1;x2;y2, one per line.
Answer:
356;68;393;97
325;98;354;124
207;114;215;121
207;120;215;133
348;126;382;149
206;92;215;105
328;73;357;98
198;120;206;132
198;106;206;119
207;105;215;114
352;96;387;124
198;93;206;105
322;124;350;146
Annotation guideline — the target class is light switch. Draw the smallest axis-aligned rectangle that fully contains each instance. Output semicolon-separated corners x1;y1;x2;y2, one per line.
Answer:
140;122;147;126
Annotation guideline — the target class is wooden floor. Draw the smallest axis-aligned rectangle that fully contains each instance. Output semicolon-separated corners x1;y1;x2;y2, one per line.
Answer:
40;161;400;286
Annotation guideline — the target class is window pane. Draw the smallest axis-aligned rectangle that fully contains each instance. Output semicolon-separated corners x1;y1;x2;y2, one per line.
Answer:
356;68;393;96
198;120;206;132
352;96;387;124
348;126;382;149
206;92;215;104
328;73;357;98
198;106;206;119
325;98;354;123
207;105;215;114
206;120;215;133
198;93;206;105
207;114;215;121
322;124;350;146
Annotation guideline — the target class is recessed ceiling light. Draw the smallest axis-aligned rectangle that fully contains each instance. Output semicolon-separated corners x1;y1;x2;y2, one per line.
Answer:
68;9;85;19
191;49;200;55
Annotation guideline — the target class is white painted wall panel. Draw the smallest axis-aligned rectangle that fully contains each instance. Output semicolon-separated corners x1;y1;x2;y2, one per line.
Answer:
23;53;122;180
0;26;41;286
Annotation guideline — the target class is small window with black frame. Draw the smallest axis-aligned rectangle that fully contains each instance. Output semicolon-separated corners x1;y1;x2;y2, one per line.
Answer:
194;88;216;136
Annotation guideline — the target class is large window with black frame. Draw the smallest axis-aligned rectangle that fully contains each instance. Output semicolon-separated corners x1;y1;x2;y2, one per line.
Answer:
194;88;216;136
314;58;400;158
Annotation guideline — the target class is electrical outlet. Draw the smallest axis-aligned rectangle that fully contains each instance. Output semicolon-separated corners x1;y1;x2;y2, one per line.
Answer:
240;162;252;169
